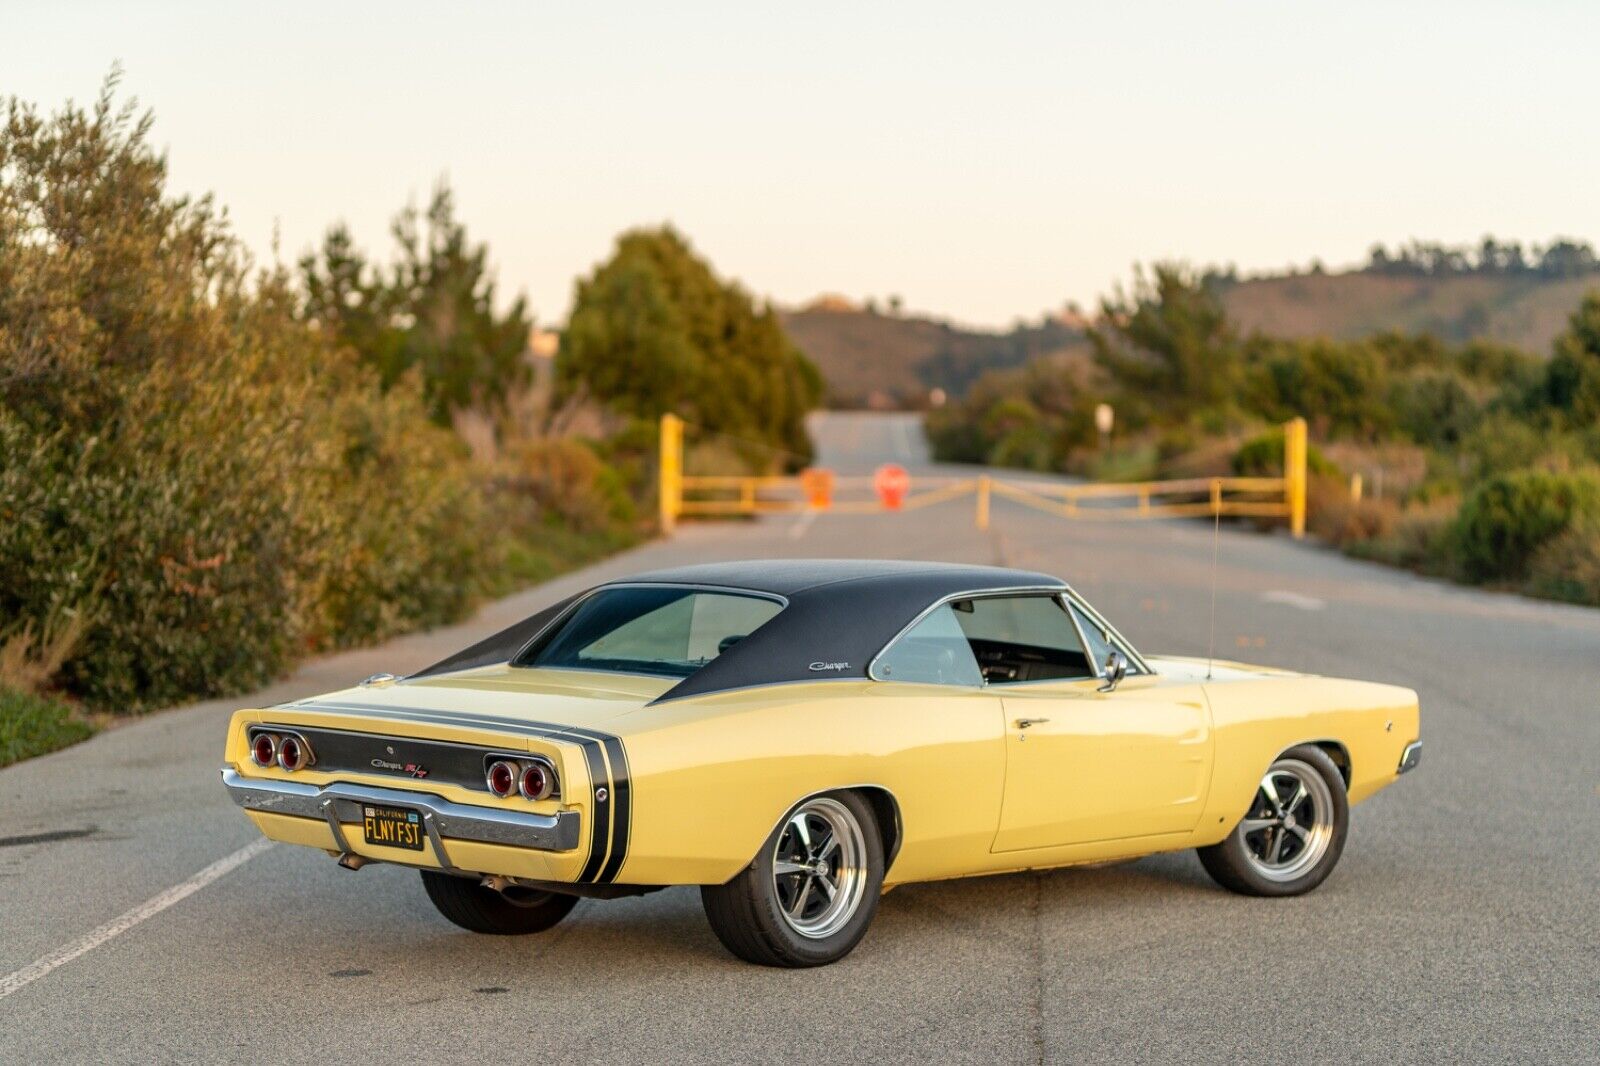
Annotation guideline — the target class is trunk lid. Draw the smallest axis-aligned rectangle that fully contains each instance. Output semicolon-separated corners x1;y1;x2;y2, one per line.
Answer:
281;665;675;731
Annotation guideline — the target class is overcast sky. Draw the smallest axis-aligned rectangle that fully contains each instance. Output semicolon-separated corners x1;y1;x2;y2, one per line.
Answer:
5;1;1596;329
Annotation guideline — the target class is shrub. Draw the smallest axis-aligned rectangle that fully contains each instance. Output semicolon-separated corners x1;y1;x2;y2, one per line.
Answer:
501;438;635;533
1451;470;1600;582
1232;429;1338;478
1342;499;1458;572
1307;480;1398;547
0;81;496;711
1526;513;1600;606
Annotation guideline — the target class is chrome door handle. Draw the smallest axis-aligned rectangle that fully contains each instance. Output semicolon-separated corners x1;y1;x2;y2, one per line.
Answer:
1014;718;1050;729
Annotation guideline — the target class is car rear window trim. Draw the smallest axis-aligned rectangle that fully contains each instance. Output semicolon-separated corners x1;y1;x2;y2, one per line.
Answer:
509;583;789;680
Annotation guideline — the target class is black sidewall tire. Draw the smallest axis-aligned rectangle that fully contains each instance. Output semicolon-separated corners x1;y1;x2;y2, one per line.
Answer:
701;790;884;967
420;870;580;934
1197;744;1350;897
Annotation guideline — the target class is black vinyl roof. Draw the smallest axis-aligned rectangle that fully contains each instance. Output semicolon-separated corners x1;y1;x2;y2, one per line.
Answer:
617;559;1058;599
411;559;1066;700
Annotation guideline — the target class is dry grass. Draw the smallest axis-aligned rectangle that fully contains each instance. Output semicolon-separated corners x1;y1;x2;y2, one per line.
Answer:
0;610;92;696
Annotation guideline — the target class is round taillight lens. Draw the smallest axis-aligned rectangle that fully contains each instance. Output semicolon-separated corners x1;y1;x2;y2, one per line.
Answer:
519;763;552;801
277;734;308;772
486;760;517;798
251;733;277;768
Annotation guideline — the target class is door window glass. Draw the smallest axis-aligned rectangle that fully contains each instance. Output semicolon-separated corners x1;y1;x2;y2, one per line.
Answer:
950;595;1093;684
874;604;984;687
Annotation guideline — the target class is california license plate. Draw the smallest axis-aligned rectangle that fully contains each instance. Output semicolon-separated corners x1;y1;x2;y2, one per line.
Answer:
361;804;424;851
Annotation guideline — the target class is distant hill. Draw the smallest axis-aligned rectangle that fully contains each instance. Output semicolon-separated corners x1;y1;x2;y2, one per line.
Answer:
1217;272;1597;353
785;268;1600;405
779;301;1088;407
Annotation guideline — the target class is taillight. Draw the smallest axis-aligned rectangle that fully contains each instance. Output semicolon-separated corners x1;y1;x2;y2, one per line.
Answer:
277;733;311;772
250;733;278;768
486;760;518;798
519;762;553;801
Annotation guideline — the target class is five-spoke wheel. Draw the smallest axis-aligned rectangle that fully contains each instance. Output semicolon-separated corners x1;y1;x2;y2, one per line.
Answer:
702;790;884;967
1238;761;1336;882
1198;744;1349;896
770;797;869;939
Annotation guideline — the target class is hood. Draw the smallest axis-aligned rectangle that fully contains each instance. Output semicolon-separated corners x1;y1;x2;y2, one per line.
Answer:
1146;655;1307;682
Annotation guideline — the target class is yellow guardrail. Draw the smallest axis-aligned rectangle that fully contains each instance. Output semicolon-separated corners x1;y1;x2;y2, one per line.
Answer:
658;413;1309;538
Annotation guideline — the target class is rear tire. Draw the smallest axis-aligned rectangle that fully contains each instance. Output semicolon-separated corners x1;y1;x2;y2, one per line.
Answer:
1198;744;1349;897
701;790;883;967
420;870;579;934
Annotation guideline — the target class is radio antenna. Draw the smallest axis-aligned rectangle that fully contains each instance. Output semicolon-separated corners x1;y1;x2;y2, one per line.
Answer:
1206;488;1221;680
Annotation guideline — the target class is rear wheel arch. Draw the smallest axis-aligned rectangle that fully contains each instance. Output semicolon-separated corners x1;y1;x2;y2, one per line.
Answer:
850;786;903;874
1306;740;1351;789
732;784;903;881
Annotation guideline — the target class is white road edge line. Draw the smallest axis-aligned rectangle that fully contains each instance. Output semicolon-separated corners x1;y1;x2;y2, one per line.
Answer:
0;837;275;1001
893;417;914;460
788;510;818;539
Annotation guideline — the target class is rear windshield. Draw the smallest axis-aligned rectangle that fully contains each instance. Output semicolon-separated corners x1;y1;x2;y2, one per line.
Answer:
515;587;783;678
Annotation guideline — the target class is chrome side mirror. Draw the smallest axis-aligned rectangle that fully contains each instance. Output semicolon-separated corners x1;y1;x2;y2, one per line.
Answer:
1098;649;1127;693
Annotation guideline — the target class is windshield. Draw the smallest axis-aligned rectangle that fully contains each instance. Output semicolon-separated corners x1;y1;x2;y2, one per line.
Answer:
516;586;784;678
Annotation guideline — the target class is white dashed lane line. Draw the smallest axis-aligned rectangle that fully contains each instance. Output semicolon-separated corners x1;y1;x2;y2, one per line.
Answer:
0;837;275;1001
1259;590;1327;611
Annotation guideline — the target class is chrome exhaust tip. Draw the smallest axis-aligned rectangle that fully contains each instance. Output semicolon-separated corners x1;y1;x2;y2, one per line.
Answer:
336;852;369;871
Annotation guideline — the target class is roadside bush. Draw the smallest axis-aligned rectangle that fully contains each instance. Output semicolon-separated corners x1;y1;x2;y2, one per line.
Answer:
990;424;1056;471
501;438;635;533
1526;513;1600;606
1232;429;1338;478
0;81;496;711
292;367;492;655
1342;499;1458;572
1156;433;1241;479
1451;470;1600;582
1307;480;1397;547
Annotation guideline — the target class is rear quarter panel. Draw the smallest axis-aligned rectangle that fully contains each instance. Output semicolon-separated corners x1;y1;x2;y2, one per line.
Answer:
612;681;1006;886
1197;676;1420;844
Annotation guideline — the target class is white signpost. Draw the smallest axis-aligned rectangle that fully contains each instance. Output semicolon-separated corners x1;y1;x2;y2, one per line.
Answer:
1094;402;1114;450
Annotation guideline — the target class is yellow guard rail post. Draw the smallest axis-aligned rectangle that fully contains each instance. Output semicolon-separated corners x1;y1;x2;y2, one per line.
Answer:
659;412;684;533
1284;416;1307;539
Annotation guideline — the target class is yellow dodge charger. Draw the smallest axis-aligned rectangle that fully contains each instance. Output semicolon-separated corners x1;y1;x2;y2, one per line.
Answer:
222;560;1421;967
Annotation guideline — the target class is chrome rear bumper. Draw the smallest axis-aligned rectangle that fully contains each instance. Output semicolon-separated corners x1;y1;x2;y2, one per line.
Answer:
1397;740;1422;774
220;768;582;871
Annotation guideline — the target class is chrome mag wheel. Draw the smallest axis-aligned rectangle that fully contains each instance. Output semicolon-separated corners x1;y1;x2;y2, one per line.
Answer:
1239;758;1336;882
771;796;868;939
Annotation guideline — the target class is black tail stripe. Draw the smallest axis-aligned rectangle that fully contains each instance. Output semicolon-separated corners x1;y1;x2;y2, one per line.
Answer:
573;738;612;882
596;737;631;883
294;701;617;883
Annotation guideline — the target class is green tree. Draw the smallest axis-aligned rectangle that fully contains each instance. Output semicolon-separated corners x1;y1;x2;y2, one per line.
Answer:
558;226;822;467
300;182;532;425
1544;292;1600;425
1088;264;1243;425
298;223;403;384
1250;337;1392;440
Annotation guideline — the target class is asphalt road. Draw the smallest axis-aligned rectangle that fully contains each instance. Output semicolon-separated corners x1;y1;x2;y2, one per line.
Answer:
3;412;1597;1064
